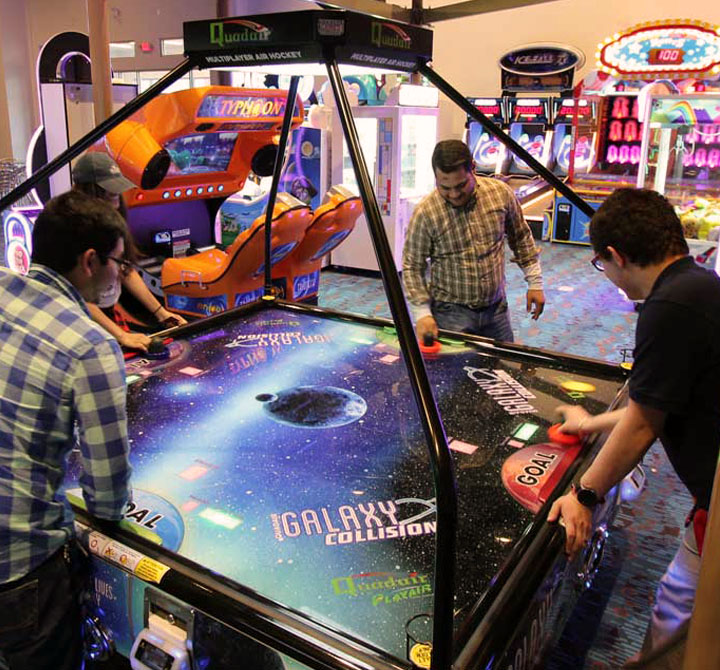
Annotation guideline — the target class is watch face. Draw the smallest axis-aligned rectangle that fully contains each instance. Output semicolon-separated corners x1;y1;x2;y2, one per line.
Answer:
577;487;598;507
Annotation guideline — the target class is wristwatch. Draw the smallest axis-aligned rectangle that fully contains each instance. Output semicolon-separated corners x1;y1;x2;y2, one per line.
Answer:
572;482;604;509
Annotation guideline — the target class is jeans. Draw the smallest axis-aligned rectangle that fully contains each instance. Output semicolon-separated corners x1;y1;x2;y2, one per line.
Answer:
643;524;701;653
432;298;514;342
0;544;84;670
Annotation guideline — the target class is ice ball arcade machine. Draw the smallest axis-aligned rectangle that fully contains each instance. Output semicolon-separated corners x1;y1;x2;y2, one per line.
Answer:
498;44;585;228
465;97;507;175
549;97;597;177
108;86;303;300
551;19;720;245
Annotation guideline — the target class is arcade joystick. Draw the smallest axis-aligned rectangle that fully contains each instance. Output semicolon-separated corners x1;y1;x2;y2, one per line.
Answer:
146;337;170;359
419;333;441;356
547;423;582;446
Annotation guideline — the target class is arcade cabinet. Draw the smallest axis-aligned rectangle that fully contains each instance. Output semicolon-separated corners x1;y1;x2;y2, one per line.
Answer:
551;91;643;244
549;98;597;176
161;192;313;317
329;83;439;272
637;93;720;267
465;97;507;175
106;86;304;295
271;185;362;302
503;97;555;224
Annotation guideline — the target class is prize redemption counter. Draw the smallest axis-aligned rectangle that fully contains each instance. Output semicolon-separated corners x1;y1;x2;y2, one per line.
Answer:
71;301;628;670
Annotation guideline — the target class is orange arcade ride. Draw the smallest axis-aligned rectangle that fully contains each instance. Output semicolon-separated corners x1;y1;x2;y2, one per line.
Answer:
99;86;305;316
161;192;313;317
271;185;362;302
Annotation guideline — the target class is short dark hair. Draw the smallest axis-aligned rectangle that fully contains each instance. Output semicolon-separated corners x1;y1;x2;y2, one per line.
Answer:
31;191;132;273
432;140;473;174
589;188;688;266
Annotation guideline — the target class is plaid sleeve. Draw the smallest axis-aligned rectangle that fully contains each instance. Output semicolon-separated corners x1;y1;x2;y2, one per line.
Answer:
74;339;132;520
503;185;543;290
402;204;433;320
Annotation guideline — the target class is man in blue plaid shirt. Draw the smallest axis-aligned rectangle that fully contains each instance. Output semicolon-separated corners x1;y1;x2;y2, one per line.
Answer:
0;191;132;669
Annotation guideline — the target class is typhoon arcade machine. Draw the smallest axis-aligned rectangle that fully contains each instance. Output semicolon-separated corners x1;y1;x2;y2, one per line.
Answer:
104;86;306;316
552;19;720;245
0;11;633;670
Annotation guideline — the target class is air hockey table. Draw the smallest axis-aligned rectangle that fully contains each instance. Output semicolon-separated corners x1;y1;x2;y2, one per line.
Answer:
69;300;628;670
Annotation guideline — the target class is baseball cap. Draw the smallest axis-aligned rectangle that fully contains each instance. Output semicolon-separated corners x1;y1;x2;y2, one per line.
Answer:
72;153;136;194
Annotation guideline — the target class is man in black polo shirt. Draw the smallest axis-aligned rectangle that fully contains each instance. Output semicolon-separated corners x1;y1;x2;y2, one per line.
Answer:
547;188;720;659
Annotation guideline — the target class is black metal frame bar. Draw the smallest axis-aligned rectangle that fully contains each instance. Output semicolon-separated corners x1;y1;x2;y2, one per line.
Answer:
324;51;457;670
418;62;596;218
263;75;300;295
0;58;197;213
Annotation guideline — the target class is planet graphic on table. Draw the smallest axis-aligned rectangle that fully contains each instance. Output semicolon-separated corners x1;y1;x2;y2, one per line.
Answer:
256;385;367;428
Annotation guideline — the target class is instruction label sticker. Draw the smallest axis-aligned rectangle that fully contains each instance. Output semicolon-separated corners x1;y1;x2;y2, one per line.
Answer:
87;530;170;584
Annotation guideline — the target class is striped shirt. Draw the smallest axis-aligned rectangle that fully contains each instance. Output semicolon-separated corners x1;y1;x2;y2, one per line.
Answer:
402;177;543;321
0;265;131;583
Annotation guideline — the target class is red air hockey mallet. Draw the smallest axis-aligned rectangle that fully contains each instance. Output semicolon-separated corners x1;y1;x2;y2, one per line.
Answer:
547;423;582;447
419;333;441;357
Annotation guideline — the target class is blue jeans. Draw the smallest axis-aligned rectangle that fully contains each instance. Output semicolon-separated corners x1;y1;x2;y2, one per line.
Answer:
432;298;514;342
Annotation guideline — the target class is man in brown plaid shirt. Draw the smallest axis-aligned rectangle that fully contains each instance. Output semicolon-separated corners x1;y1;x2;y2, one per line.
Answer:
402;140;545;342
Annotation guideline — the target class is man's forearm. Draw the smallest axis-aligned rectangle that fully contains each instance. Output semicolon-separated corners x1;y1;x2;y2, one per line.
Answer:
580;403;657;497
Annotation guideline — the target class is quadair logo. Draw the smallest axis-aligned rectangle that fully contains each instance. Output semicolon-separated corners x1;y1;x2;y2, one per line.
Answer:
331;571;432;607
270;497;436;546
370;22;412;50
209;19;271;48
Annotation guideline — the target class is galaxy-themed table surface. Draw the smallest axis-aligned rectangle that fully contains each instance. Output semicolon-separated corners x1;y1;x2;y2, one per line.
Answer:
72;302;626;666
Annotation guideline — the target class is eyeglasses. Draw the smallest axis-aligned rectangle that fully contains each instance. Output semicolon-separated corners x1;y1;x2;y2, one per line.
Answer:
103;255;134;276
590;254;605;272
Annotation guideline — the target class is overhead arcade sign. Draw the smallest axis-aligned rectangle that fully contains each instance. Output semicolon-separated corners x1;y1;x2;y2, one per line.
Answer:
597;20;720;79
498;43;585;92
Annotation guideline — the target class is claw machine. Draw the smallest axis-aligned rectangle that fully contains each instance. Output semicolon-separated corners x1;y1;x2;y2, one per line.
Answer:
637;94;720;271
329;84;439;272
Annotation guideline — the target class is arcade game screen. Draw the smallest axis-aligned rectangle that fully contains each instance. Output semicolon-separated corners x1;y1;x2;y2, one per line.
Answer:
165;132;240;175
85;305;624;662
466;98;506;174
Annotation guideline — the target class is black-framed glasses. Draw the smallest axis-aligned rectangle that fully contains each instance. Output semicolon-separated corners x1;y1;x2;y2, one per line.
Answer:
590;254;605;272
103;255;134;276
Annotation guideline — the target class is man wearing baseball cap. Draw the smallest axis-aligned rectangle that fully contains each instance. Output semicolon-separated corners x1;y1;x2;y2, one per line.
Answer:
72;152;136;196
70;153;187;348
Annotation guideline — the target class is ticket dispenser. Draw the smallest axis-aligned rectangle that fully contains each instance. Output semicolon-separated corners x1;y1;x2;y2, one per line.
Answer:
130;594;192;670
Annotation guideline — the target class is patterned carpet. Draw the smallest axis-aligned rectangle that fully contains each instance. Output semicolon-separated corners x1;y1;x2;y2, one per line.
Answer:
318;241;693;669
